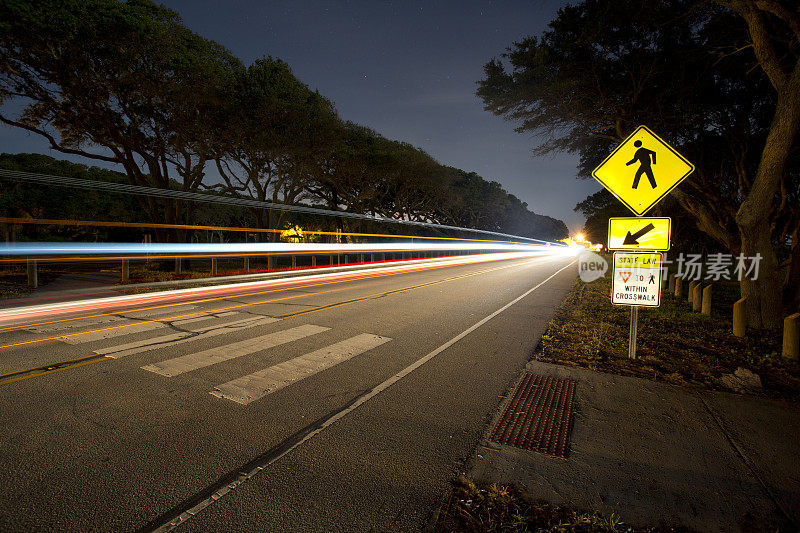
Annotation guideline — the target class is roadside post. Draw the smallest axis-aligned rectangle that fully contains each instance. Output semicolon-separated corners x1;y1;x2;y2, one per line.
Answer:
611;252;663;358
593;125;694;359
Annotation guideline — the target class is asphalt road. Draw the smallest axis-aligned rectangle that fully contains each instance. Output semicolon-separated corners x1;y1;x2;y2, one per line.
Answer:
0;253;576;532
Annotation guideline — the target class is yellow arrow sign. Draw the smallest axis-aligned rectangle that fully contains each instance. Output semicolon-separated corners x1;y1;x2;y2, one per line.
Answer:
592;125;694;216
608;217;671;251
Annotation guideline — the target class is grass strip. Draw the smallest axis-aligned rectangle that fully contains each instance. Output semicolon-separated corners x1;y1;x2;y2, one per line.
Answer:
533;277;799;400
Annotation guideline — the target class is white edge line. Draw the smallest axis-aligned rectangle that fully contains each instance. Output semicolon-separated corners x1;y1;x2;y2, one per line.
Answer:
153;258;577;532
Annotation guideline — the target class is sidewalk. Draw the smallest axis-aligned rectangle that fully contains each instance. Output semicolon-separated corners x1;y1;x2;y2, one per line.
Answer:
470;360;800;531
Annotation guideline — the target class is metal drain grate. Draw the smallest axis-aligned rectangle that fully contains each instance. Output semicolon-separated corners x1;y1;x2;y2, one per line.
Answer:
489;372;576;458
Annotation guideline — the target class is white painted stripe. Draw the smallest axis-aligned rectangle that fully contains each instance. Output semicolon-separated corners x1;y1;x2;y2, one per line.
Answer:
25;306;214;335
99;316;277;359
26;315;125;333
211;333;391;405
62;320;166;344
152;260;574;530
149;259;575;532
171;311;239;326
142;324;329;377
62;311;242;345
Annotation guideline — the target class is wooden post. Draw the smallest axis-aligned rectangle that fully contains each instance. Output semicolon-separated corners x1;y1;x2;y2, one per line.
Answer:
733;297;747;337
244;256;250;271
26;259;38;289
701;285;712;315
175;257;182;275
291;255;297;268
674;275;683;299
268;256;275;270
370;253;375;262
359;253;365;263
687;280;698;304
311;256;317;267
692;283;702;312
122;259;130;282
783;313;799;360
211;257;218;275
668;273;676;293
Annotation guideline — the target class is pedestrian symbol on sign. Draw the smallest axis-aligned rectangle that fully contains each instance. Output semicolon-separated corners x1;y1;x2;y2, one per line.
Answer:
591;125;694;216
627;140;657;189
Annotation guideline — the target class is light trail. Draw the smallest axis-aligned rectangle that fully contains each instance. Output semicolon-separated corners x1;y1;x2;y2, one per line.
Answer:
0;254;564;387
0;240;562;257
0;251;574;328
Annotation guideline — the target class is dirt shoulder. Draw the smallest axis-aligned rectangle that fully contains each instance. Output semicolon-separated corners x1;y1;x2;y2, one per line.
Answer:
533;277;799;400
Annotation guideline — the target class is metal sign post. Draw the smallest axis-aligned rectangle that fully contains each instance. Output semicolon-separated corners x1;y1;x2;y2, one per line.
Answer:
628;307;638;359
591;125;692;361
611;252;662;359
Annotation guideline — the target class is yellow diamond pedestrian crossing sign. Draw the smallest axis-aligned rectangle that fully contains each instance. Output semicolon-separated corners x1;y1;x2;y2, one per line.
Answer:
591;125;694;216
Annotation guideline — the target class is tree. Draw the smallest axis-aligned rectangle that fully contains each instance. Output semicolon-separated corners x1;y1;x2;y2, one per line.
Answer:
574;191;629;245
0;0;241;235
438;167;568;240
714;0;800;320
478;0;799;327
0;153;150;242
208;57;339;235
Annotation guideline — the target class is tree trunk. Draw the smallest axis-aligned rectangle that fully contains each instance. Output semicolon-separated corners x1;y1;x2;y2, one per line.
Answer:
735;65;800;329
738;222;783;329
785;232;800;313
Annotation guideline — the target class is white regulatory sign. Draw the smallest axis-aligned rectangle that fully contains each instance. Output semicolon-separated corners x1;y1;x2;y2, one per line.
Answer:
612;252;662;307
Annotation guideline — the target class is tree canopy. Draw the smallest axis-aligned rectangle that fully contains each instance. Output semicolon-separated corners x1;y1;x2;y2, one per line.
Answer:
0;0;568;243
478;0;799;327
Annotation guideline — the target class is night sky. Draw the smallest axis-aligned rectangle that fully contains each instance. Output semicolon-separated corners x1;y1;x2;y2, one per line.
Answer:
0;0;601;233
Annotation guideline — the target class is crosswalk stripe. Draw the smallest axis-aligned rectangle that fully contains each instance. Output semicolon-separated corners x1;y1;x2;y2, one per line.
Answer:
171;311;238;326
61;321;165;344
26;315;125;334
98;316;278;359
141;324;330;378
24;306;204;334
62;311;243;345
210;333;391;405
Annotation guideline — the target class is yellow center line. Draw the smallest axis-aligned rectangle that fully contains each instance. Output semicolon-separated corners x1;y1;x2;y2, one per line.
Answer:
0;256;554;387
0;258;478;334
0;357;106;386
0;256;529;350
274;263;512;319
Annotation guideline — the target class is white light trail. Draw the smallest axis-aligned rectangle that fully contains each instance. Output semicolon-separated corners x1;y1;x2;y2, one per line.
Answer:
0;240;567;256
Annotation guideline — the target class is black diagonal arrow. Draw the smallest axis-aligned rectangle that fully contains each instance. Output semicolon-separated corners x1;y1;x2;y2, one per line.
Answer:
623;222;655;245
